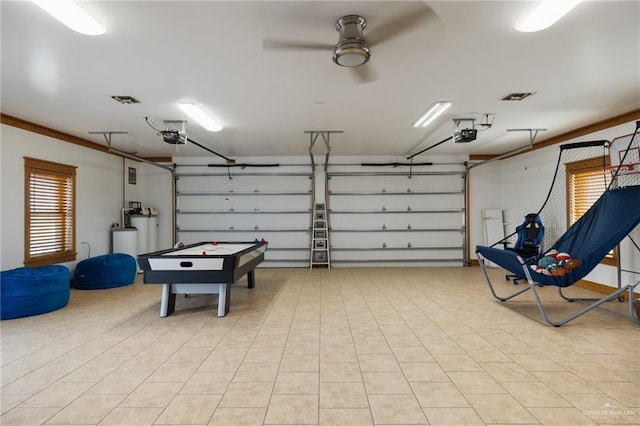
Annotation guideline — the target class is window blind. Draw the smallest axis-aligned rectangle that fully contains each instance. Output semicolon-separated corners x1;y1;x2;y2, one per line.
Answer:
565;156;615;263
568;169;607;224
29;172;73;257
24;157;76;266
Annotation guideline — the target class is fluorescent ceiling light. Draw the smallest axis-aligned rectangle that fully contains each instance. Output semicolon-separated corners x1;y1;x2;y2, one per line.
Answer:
33;0;106;36
516;0;582;32
413;102;451;128
178;102;223;132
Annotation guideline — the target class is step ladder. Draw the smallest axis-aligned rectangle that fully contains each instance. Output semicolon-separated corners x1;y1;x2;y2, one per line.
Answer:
310;203;330;268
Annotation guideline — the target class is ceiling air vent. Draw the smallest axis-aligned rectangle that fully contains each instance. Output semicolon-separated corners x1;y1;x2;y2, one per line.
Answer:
111;95;141;104
501;92;535;101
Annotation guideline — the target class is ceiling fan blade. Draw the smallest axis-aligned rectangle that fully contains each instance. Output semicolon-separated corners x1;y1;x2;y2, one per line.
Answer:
351;64;377;84
366;4;438;47
263;38;334;51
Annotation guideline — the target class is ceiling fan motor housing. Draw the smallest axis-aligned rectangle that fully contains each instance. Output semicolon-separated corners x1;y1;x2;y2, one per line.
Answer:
332;15;371;67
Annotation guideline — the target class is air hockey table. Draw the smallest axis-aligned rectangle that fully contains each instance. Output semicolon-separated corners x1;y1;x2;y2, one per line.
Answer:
137;241;268;317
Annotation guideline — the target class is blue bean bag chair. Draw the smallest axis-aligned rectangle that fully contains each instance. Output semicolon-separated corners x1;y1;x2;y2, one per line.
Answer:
1;265;70;320
73;253;136;290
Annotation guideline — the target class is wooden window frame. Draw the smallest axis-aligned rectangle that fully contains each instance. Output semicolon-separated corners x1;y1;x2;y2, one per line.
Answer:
24;157;77;266
565;156;616;266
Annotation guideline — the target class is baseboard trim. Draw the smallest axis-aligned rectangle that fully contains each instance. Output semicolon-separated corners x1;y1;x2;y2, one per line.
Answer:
575;279;639;300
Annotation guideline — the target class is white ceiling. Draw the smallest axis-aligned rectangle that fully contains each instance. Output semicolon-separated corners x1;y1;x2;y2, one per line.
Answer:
2;1;639;159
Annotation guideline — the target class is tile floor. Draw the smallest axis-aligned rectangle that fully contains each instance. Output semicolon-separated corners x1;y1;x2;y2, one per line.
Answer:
1;267;638;425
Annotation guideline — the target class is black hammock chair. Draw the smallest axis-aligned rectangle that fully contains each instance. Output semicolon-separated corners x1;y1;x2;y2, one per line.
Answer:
476;121;640;326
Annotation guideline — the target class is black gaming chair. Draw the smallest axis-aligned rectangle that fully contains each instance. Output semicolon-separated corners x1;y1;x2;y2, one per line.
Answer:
505;213;544;284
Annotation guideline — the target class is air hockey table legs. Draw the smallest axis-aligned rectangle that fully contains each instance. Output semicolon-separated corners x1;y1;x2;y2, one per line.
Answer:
159;283;232;317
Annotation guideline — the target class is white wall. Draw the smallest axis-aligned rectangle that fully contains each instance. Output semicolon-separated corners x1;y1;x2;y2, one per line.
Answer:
467;160;503;251
132;161;174;251
0;124;174;271
469;120;640;290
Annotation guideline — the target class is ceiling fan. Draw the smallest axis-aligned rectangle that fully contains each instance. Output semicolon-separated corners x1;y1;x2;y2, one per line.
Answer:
263;3;437;83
